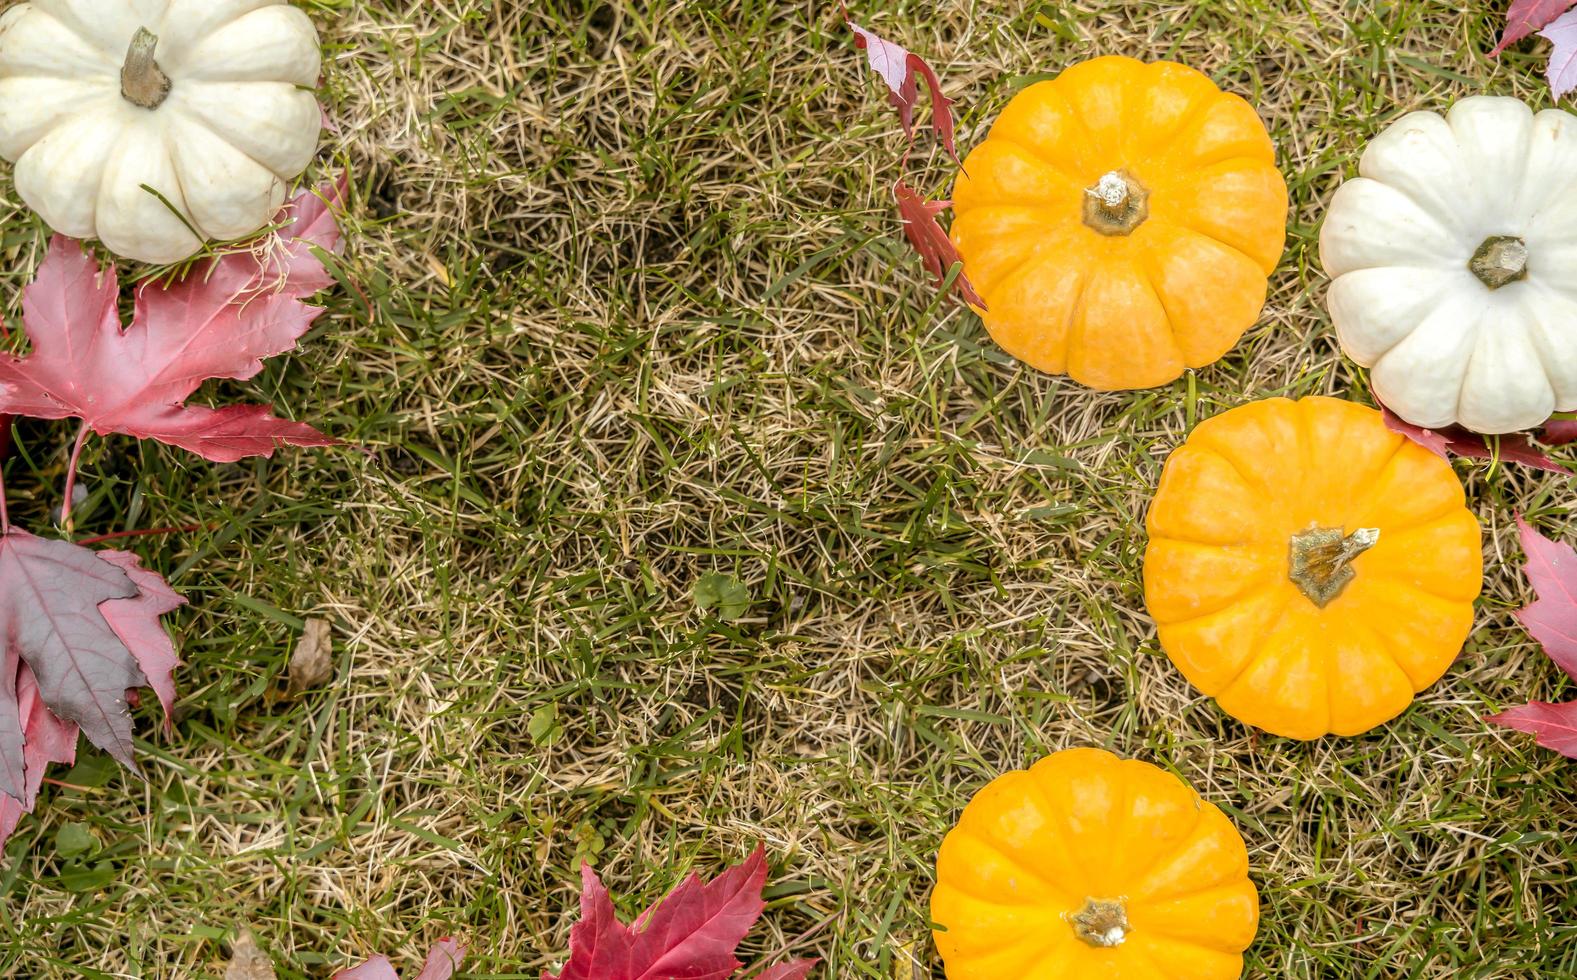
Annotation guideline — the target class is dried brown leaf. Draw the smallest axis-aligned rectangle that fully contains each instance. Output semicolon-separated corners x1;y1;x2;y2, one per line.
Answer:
225;929;277;980
287;618;334;695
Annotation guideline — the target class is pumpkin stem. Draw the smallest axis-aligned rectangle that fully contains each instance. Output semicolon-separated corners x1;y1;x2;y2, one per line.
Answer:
1082;170;1149;236
1288;526;1380;608
1470;236;1528;290
1069;897;1129;948
121;28;172;110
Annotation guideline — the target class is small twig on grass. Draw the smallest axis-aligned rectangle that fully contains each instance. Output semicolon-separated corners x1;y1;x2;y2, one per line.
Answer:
76;524;211;548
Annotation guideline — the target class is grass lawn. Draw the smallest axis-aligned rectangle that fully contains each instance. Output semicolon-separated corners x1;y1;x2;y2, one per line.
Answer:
1;0;1576;976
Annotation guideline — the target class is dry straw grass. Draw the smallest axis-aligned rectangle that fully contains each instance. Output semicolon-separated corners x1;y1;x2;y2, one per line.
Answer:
0;0;1575;977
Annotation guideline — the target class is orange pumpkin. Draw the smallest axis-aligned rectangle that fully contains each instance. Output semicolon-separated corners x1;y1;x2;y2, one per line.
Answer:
1144;396;1483;739
950;56;1288;390
931;747;1259;979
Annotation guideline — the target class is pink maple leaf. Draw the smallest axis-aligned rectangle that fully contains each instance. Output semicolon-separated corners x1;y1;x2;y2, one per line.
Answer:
1541;9;1577;96
544;846;816;980
1492;0;1577;55
1487;518;1577;759
0;182;345;463
0;536;184;848
0;666;77;846
333;938;465;980
1511;516;1577;682
846;18;959;161
98;550;186;732
1380;405;1568;474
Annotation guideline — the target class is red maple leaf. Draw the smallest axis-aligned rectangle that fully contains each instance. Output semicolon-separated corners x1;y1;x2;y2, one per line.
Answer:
1486;518;1577;758
1542;418;1577;446
333;939;465;980
1490;0;1577;55
1380;405;1568;475
841;13;979;313
0;182;344;463
1484;701;1577;755
0;534;185;845
544;846;816;980
894;180;985;310
846;17;959;161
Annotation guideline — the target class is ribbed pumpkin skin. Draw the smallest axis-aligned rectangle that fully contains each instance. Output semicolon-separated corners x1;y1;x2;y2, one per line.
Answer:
1144;397;1483;739
931;748;1258;979
1321;97;1577;434
950;56;1287;390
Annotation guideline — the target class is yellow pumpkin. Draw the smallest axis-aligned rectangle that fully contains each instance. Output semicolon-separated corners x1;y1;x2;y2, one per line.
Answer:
1144;396;1483;739
950;56;1287;390
931;747;1258;979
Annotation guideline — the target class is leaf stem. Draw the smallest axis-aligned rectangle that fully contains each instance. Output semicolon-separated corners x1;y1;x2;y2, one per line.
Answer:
0;414;10;535
60;422;91;533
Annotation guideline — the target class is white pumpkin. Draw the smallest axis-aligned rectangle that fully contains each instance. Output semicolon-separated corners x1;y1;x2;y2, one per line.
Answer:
1321;95;1577;434
0;0;321;264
